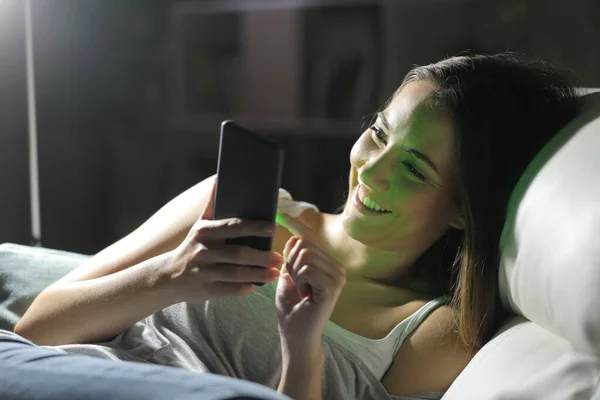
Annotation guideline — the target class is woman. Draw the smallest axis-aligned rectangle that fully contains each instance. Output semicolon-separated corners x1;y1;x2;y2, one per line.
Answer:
15;54;582;399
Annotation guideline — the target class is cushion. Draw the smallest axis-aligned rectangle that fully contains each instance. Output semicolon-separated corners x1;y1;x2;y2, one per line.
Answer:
499;92;600;357
442;317;600;399
444;93;600;399
0;243;87;331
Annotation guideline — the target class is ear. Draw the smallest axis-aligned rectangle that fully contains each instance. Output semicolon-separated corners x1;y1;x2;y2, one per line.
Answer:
449;212;465;230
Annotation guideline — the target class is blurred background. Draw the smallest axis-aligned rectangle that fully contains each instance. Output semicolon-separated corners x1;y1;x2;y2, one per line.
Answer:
0;0;599;254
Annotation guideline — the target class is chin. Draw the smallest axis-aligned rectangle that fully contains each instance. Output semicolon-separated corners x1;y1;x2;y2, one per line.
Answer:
341;214;394;251
340;205;368;243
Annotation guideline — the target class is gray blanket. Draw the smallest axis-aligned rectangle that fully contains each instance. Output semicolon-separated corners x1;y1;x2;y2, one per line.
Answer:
0;243;442;400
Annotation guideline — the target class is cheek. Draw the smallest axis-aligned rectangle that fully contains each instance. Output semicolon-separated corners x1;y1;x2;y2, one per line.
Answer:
421;195;459;233
393;185;457;227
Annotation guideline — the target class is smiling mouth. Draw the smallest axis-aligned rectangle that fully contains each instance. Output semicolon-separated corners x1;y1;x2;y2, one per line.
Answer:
353;186;392;214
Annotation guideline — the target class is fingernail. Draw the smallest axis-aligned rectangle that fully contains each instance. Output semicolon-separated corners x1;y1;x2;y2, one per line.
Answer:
269;268;281;277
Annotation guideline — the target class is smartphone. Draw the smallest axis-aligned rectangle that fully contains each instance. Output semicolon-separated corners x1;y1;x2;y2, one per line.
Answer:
213;121;284;285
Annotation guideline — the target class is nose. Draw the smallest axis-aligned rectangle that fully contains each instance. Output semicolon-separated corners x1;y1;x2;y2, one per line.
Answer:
358;153;391;192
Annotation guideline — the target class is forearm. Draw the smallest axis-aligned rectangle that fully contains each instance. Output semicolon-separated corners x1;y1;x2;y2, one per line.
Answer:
278;345;325;400
15;252;176;346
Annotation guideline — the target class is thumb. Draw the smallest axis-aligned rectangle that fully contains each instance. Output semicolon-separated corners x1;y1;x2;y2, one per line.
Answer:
199;178;218;220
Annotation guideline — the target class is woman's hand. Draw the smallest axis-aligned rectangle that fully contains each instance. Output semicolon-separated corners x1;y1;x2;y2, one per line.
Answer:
163;181;283;304
275;213;346;351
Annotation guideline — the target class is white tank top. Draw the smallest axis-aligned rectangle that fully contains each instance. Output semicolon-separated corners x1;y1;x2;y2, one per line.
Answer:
276;189;449;379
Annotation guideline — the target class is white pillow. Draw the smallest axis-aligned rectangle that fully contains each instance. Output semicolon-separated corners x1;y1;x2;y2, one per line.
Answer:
499;94;600;357
442;317;600;400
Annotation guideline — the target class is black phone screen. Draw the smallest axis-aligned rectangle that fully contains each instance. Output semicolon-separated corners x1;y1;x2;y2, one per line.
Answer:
213;120;284;253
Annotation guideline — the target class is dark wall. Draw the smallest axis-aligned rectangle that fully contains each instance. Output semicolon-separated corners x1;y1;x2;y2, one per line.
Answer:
1;0;598;254
31;0;170;253
0;0;30;245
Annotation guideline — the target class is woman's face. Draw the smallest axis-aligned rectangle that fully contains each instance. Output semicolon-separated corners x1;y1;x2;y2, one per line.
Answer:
342;80;463;253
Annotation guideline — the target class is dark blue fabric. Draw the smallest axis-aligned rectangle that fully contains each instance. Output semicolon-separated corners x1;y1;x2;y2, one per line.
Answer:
0;335;289;400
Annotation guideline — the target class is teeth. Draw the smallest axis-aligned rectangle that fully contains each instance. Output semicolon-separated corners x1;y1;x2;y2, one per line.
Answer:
366;197;380;211
358;189;390;212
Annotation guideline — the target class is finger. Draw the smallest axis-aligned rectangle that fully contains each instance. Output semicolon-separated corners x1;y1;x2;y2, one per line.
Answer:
275;272;303;313
206;245;284;269
276;212;321;245
199;178;218;220
287;238;305;277
295;264;338;302
295;264;313;298
283;236;300;261
203;264;280;283
206;281;257;297
285;238;343;281
302;241;346;278
193;218;275;241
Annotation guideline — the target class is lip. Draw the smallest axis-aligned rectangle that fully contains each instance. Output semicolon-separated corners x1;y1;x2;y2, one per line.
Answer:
352;185;391;216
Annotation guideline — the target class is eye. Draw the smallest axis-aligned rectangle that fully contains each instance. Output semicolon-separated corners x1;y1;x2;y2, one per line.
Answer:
402;161;427;182
369;125;387;145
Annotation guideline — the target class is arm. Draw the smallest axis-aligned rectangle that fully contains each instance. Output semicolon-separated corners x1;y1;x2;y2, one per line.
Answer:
275;213;346;400
15;176;217;345
15;253;180;346
278;346;325;400
15;173;283;345
381;305;476;397
16;175;282;346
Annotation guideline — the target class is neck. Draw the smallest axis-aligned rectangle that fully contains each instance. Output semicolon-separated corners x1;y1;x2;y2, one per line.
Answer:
319;214;422;286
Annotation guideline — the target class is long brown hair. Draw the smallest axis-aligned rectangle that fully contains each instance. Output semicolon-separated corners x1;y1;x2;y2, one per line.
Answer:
397;54;582;349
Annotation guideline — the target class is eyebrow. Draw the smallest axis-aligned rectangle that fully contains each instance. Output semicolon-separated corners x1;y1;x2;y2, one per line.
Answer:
403;146;439;174
376;112;440;175
377;112;391;131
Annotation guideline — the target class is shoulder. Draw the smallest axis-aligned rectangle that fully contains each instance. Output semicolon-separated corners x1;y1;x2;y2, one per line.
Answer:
382;304;475;397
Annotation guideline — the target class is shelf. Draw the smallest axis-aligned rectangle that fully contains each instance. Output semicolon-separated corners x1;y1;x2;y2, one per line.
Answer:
170;114;364;137
169;1;384;136
171;0;475;15
172;0;388;15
